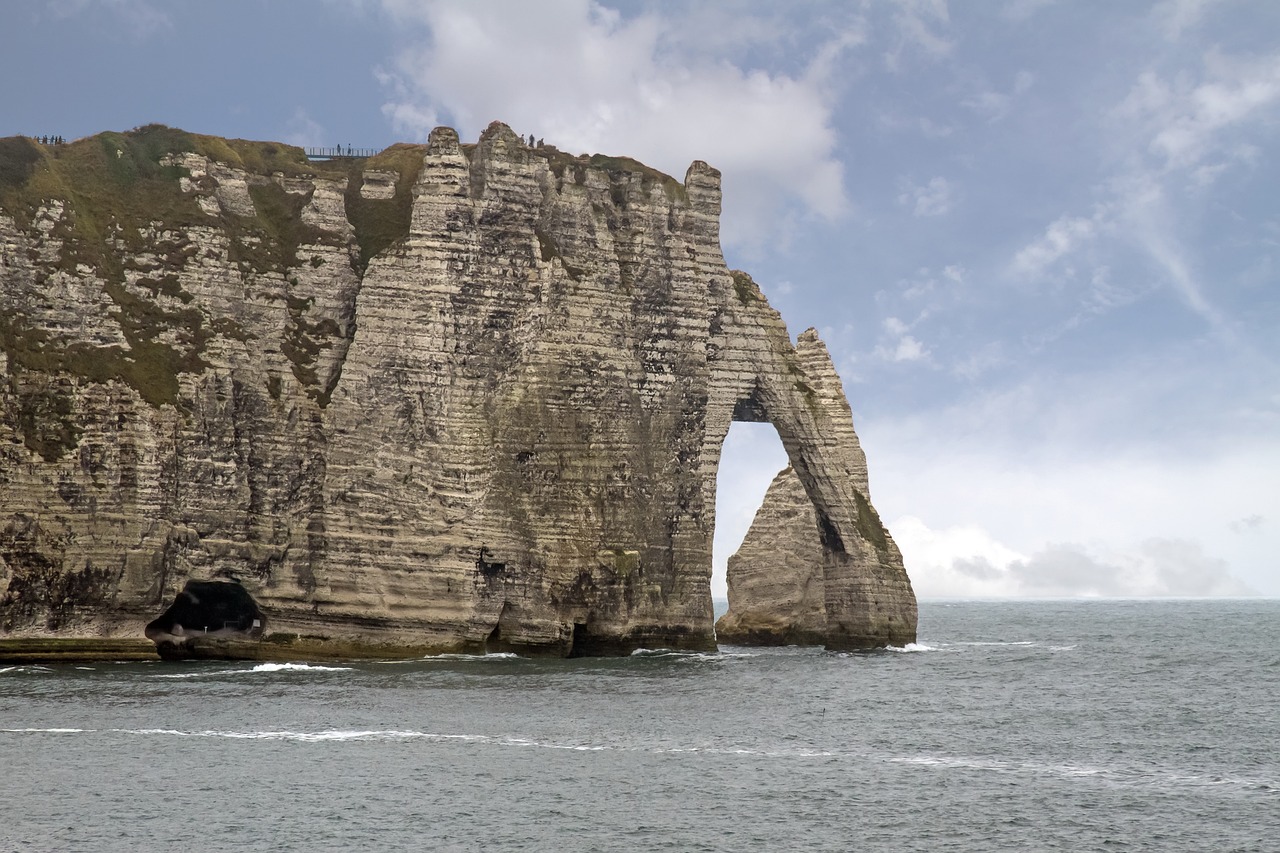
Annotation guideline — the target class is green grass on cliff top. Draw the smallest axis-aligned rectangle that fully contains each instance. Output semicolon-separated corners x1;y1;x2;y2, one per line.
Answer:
0;125;427;420
0;124;695;424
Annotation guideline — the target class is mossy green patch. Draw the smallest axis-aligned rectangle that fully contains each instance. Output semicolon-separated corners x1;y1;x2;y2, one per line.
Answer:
533;227;583;280
0;284;208;409
730;270;761;305
852;488;890;553
343;143;427;273
229;179;326;272
280;294;341;404
539;146;688;205
10;378;81;462
0;126;372;408
0;137;41;190
587;153;687;204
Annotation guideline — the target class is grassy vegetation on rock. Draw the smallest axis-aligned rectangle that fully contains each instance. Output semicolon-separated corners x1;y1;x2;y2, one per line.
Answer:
0;126;430;411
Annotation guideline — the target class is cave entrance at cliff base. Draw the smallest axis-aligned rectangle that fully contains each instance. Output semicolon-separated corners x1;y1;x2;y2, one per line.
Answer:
712;421;789;611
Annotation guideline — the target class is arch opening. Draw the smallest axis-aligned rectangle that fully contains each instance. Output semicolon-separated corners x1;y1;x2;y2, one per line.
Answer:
711;421;788;608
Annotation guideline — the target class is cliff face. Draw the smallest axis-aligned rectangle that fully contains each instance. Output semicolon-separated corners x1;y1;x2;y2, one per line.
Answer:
0;123;916;657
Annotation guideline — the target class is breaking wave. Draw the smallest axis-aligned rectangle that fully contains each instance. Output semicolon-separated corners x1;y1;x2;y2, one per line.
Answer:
153;662;354;679
0;664;52;675
415;652;522;661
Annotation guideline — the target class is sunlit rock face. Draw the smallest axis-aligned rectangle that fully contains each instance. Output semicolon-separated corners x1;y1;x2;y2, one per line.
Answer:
0;122;916;658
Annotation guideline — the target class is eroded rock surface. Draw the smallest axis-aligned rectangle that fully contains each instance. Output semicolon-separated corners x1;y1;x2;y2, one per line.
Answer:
715;331;914;648
715;467;829;646
0;123;916;658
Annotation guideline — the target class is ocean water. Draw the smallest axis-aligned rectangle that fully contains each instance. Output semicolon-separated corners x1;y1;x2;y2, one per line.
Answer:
2;600;1277;852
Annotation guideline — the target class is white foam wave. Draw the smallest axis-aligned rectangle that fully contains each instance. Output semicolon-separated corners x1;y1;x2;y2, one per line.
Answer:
630;648;748;661
0;664;52;674
153;661;354;679
250;662;353;672
887;642;940;653
405;652;522;662
97;727;841;761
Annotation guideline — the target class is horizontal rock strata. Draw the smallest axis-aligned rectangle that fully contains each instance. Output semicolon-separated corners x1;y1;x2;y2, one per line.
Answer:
0;123;916;658
715;331;915;648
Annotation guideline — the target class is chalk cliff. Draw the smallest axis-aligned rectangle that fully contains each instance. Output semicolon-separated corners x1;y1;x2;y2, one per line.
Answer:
716;331;911;646
0;123;916;658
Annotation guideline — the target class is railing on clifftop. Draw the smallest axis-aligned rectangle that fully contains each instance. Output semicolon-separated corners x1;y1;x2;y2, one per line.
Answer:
305;146;380;160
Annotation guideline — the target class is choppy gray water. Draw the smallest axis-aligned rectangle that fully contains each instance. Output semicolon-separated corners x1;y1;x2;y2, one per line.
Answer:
2;600;1277;852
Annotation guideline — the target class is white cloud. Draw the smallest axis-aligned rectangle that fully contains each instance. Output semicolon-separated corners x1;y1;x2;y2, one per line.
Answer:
1010;212;1102;281
1120;52;1280;173
898;176;953;216
862;399;1280;598
892;516;1257;598
1006;44;1280;338
892;336;927;362
890;515;1027;597
875;316;930;363
376;0;854;247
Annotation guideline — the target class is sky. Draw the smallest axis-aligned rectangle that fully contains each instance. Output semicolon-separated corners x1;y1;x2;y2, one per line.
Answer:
3;0;1277;599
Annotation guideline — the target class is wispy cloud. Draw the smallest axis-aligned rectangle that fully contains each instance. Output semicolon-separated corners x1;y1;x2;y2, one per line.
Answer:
898;176;954;216
1228;514;1265;534
1116;51;1280;173
883;0;953;71
47;0;170;39
282;108;327;148
1153;0;1230;40
962;69;1035;122
875;316;931;363
1007;42;1280;343
1010;212;1103;281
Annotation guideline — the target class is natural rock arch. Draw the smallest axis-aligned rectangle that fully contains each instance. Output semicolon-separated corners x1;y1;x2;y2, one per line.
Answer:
0;121;916;659
701;278;916;650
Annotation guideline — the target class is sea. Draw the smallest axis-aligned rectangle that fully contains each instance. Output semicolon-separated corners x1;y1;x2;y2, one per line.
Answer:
2;599;1276;852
